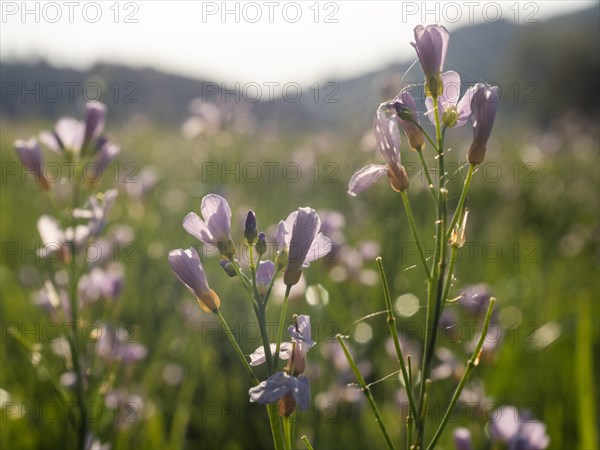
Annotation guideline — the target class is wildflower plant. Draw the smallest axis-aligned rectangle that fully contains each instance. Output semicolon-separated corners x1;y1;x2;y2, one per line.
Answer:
169;196;332;449
344;24;504;449
12;103;146;448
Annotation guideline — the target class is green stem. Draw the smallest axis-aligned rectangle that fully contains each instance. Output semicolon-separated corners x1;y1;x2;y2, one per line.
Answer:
249;245;273;373
413;121;439;152
376;257;418;420
407;355;414;449
445;164;475;242
301;436;315;450
67;161;87;449
336;335;396;450
441;245;459;309
273;285;292;374
400;191;431;281
214;310;259;385
264;266;282;308
426;298;496;450
267;404;286;450
283;416;293;450
417;95;445;448
416;149;438;207
230;259;259;310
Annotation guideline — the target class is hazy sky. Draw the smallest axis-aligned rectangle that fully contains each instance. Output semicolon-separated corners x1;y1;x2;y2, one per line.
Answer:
1;1;595;84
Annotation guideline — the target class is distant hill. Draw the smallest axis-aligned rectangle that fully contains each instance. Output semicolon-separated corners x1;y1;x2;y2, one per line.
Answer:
1;4;598;131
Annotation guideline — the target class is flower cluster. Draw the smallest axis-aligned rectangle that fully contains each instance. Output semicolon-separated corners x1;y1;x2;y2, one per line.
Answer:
343;24;507;450
249;314;316;415
13;103;146;448
168;193;331;442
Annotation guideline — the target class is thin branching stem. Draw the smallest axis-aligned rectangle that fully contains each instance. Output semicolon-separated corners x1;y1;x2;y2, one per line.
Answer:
400;191;432;281
376;257;418;420
336;335;396;450
426;299;496;450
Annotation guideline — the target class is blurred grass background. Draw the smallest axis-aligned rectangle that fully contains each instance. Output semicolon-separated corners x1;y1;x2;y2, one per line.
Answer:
1;8;599;450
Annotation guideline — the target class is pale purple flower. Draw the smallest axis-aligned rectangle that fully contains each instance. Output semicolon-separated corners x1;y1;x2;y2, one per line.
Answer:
37;215;90;259
453;427;473;450
168;247;221;313
348;109;409;196
412;24;450;97
488;406;550;450
387;90;425;151
467;83;499;164
431;347;462;381
74;189;118;238
459;283;493;317
248;371;311;411
249;342;293;366
277;208;332;287
124;167;159;200
183;194;232;254
286;314;316;374
425;71;474;128
78;265;125;304
40;102;107;155
92;141;120;175
287;315;316;357
84;102;107;146
96;325;147;365
256;260;275;296
249;315;314;371
14;138;49;189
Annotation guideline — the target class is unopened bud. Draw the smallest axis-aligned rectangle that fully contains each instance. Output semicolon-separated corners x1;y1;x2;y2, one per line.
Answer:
244;210;258;245
220;260;237;277
256;232;267;257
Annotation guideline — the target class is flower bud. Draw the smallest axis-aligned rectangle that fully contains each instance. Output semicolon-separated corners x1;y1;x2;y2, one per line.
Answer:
244;210;258;245
256;232;267;257
220;259;237;277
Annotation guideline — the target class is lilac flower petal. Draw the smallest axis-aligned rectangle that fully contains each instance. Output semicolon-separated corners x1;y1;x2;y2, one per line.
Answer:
373;109;401;168
390;90;424;151
285;208;320;286
468;84;498;164
248;372;293;404
489;405;520;442
455;85;475;127
83;102;106;147
303;232;333;266
14;138;42;172
288;315;316;356
412;25;449;79
118;343;148;364
439;70;462;109
38;215;64;247
347;164;387;196
94;142;120;173
425;71;461;125
39;131;62;152
291;375;311;411
249;342;292;366
168;248;210;299
277;211;298;249
453;427;473;450
183;212;216;245
200;194;232;243
512;421;550;450
256;260;275;289
55;117;84;152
